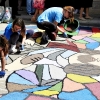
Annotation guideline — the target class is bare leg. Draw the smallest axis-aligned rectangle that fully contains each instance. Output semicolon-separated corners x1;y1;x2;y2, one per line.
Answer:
85;7;92;19
39;9;43;15
79;7;86;20
31;9;39;22
79;7;84;18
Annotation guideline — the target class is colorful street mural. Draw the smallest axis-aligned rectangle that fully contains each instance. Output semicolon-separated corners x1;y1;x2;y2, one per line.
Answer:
0;25;100;100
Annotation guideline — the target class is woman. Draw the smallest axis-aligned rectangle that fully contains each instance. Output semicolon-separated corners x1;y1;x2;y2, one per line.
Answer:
31;0;45;22
79;0;93;20
9;0;21;19
4;18;34;53
0;35;9;77
36;6;75;40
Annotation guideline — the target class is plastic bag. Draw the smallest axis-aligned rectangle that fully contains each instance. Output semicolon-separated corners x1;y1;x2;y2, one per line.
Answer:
0;6;5;23
1;7;12;23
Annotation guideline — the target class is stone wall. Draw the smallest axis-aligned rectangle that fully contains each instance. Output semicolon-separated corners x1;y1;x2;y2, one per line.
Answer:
89;0;100;14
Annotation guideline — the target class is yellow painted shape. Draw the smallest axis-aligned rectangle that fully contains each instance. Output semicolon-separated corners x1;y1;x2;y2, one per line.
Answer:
33;90;59;96
91;33;100;38
38;28;45;32
67;74;97;83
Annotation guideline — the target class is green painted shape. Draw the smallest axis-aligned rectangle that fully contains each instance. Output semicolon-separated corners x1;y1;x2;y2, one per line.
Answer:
35;65;44;85
48;82;62;92
74;40;88;44
90;37;100;42
66;31;78;36
58;31;63;34
58;31;78;36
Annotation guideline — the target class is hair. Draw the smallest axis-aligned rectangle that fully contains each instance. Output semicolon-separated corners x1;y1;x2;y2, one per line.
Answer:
0;35;9;56
63;6;75;23
12;18;26;37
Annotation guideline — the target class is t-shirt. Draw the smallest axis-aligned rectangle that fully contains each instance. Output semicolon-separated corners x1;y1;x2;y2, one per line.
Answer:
4;23;13;40
4;23;27;40
37;7;63;23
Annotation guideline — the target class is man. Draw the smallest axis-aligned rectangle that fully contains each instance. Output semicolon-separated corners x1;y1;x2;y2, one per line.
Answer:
9;0;21;19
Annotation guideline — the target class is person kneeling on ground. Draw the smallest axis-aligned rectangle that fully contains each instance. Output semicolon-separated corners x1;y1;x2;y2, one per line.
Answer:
4;18;34;53
36;6;75;41
0;35;9;77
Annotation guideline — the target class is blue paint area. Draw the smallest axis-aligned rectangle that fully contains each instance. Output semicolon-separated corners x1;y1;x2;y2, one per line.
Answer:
0;30;4;35
0;92;28;100
79;26;92;31
76;27;80;33
86;42;100;50
26;25;37;29
61;50;77;58
8;73;35;85
28;48;63;55
58;89;97;100
26;25;38;32
23;85;51;93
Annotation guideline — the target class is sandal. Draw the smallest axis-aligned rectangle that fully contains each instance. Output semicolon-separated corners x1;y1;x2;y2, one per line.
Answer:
85;16;93;19
79;17;86;21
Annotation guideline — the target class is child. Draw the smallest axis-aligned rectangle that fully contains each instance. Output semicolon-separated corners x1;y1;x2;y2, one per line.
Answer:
31;0;45;22
4;18;35;53
36;6;75;40
0;35;9;77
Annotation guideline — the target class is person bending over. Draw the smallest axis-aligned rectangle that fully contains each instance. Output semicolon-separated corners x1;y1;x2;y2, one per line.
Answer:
0;35;9;77
4;18;34;53
36;6;75;40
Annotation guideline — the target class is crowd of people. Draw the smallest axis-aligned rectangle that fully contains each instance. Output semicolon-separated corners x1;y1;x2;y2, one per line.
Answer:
0;0;93;20
0;0;93;77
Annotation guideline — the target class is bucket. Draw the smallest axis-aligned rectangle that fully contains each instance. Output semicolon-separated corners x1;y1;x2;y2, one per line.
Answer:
64;19;79;33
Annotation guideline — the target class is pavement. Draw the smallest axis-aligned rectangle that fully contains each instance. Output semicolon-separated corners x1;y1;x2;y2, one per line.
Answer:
16;8;100;27
0;8;100;100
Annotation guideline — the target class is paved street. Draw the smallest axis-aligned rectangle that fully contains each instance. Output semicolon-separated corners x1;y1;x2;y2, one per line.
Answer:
0;6;100;99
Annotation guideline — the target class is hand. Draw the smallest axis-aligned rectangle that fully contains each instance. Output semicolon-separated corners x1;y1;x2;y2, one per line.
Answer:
63;32;68;38
20;45;24;50
66;27;72;31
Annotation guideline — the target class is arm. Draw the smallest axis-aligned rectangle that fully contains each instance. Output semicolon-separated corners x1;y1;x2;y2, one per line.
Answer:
20;31;26;45
53;21;65;33
0;50;5;71
22;35;26;45
53;21;66;33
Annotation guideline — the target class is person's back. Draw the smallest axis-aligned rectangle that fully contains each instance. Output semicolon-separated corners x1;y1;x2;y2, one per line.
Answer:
37;7;63;23
4;23;13;40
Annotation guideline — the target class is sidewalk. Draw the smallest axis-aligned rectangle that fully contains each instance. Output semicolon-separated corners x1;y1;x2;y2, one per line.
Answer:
17;8;100;27
0;7;99;27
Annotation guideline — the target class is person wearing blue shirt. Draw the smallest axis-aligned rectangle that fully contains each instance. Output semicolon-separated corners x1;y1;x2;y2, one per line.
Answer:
36;6;75;40
4;18;34;53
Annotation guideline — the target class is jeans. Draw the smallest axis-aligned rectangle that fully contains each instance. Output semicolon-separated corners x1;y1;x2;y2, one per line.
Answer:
9;30;34;45
37;21;57;33
26;0;35;14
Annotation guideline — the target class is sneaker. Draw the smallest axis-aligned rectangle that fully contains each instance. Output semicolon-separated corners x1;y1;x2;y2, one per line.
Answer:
9;48;17;54
27;13;32;15
0;71;5;77
79;17;86;21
